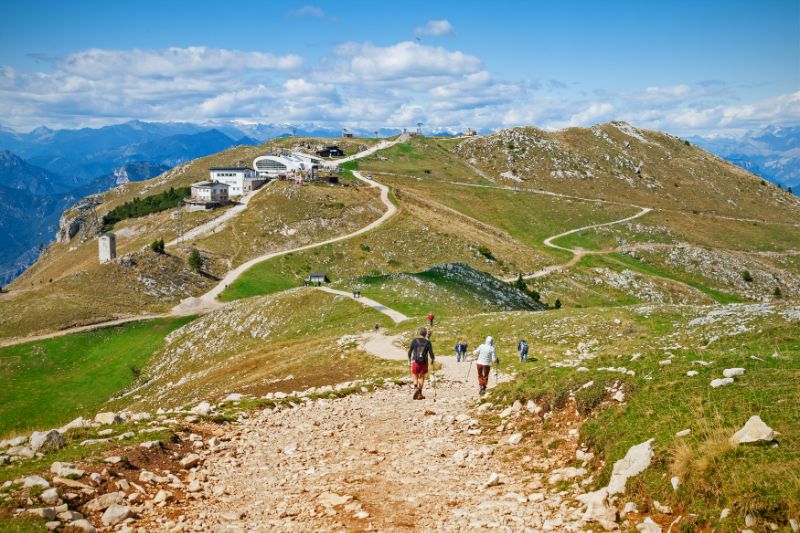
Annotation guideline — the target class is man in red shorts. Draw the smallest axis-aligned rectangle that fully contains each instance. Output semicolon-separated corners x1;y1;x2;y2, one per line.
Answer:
408;327;435;400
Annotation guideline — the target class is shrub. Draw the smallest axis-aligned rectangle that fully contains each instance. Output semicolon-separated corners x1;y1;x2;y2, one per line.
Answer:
742;271;754;283
554;298;562;309
684;140;690;146
476;246;496;261
103;187;190;229
150;238;165;254
187;249;202;272
360;244;371;252
774;286;782;298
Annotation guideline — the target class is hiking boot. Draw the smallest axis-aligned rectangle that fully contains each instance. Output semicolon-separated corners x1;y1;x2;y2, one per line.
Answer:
479;386;486;395
418;393;426;400
413;387;422;400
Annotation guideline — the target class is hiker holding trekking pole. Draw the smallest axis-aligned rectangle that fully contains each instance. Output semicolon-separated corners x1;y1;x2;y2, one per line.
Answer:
408;327;435;400
472;336;499;396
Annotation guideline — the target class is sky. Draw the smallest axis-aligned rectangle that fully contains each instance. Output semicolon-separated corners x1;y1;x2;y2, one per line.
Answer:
0;0;797;136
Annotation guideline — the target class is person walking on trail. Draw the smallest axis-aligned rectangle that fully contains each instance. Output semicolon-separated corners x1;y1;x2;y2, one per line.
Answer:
455;339;468;362
408;327;435;400
517;339;529;363
472;336;498;395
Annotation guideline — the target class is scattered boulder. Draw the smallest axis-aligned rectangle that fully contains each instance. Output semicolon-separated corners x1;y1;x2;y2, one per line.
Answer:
25;508;57;521
59;417;88;433
686;370;698;377
576;489;616;529
729;416;779;445
722;368;745;378
507;433;522;445
51;462;85;478
317;492;351;507
636;517;662;532
191;402;213;416
484;473;503;488
710;377;734;388
180;454;202;469
607;438;654;495
85;491;124;512
675;429;691;437
23;475;50;489
101;504;131;526
223;393;244;403
94;412;123;425
8;446;34;458
68;519;96;532
525;400;542;414
153;489;174;504
671;476;681;491
30;430;65;452
40;487;60;505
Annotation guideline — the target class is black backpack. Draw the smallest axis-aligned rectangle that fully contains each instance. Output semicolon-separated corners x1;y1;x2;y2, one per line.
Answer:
413;339;430;364
519;341;529;355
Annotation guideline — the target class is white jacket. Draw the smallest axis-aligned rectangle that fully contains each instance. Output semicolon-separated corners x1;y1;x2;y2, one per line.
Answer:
472;336;497;366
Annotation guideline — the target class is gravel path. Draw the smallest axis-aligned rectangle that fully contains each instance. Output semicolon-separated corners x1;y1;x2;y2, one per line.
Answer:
153;335;587;532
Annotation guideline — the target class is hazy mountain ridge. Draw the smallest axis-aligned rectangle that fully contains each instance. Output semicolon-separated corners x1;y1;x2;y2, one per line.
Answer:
690;126;800;188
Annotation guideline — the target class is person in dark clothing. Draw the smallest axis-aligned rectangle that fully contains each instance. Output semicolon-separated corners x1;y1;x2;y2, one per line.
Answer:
517;339;529;362
455;339;468;362
408;327;435;400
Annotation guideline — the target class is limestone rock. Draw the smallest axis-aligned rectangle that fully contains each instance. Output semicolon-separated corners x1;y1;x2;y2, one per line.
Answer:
59;417;88;434
40;487;60;505
722;368;745;378
85;491;124;512
30;430;65;452
670;476;680;491
180;454;202;468
484;473;503;488
23;475;50;489
191;402;213;416
607;438;654;495
636;517;662;532
94;412;123;425
729;416;778;445
51;462;85;478
675;429;691;437
153;489;174;504
68;520;96;533
101;504;131;526
710;377;734;388
686;370;698;377
317;492;351;507
507;433;522;445
576;489;616;529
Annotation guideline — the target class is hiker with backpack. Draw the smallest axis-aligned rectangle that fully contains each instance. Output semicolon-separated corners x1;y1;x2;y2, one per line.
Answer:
517;339;529;362
408;327;435;400
454;339;468;362
472;336;498;395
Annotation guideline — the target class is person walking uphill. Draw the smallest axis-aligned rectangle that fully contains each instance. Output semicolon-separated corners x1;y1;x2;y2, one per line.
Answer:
472;336;498;395
408;327;435;400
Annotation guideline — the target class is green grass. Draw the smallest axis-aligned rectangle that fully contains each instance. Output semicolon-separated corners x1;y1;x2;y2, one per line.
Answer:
0;516;47;533
219;260;301;301
457;304;800;529
582;253;743;304
0;316;195;437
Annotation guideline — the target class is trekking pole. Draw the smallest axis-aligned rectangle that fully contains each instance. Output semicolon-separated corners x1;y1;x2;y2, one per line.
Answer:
432;362;437;403
465;356;473;381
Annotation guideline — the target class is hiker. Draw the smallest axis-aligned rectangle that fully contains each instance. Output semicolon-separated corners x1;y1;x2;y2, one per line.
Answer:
408;327;435;400
455;339;467;362
517;339;529;362
472;336;498;395
374;322;380;332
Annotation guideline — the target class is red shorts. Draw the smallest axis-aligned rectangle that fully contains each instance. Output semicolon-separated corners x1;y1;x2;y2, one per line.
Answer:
411;361;428;376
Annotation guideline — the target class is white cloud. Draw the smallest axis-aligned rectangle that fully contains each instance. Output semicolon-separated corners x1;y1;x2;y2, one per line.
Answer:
0;42;796;137
414;19;455;38
291;5;325;18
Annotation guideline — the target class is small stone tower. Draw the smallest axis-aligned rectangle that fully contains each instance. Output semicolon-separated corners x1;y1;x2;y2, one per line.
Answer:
98;233;116;263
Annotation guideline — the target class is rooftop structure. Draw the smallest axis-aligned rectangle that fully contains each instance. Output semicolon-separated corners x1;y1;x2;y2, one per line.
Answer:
253;152;323;178
209;167;265;196
98;233;116;264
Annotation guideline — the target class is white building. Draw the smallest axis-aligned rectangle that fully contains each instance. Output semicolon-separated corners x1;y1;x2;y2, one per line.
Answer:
253;152;323;178
98;233;116;263
190;181;230;208
209;167;265;196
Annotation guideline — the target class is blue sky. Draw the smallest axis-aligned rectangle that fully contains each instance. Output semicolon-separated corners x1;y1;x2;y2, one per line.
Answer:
0;0;797;135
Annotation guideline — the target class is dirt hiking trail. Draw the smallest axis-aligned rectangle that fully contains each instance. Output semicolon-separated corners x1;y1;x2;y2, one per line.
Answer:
143;333;588;532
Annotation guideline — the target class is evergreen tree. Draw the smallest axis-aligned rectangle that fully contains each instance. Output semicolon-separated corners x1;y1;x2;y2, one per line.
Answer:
742;271;753;282
774;286;782;298
554;298;562;309
150;238;165;254
187;249;202;272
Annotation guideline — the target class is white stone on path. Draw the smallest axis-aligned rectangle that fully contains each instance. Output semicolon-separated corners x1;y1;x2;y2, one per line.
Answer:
729;416;778;445
607;438;654;495
577;489;616;530
710;377;734;388
722;368;745;378
636;517;662;532
507;433;522;445
484;472;503;488
675;429;691;437
101;504;131;526
40;487;60;505
23;475;50;489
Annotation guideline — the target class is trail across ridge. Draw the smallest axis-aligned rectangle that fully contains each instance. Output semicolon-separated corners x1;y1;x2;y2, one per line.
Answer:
143;334;590;532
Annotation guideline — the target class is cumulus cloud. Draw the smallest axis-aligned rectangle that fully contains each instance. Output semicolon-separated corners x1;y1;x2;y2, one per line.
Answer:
414;19;455;38
0;41;796;136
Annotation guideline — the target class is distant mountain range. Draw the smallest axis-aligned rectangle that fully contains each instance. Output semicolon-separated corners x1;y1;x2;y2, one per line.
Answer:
690;126;800;189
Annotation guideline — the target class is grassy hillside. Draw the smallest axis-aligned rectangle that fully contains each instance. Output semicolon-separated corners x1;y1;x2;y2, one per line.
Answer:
428;302;800;529
0;316;193;437
119;289;405;410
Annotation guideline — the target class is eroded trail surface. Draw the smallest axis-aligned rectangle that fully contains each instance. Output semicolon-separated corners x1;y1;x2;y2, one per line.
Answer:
161;346;585;532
